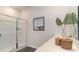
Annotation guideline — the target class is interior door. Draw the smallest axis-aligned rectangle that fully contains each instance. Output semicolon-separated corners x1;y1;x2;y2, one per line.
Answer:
0;15;16;52
17;20;27;48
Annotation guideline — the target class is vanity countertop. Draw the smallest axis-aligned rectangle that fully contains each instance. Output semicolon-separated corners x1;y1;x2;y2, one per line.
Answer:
35;36;79;52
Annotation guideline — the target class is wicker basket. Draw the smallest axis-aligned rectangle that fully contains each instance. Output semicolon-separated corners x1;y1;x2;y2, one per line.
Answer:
55;37;61;45
60;37;73;50
55;37;73;50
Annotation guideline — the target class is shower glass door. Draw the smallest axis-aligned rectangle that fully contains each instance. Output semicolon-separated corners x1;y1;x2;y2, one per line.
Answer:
0;15;16;52
17;19;27;48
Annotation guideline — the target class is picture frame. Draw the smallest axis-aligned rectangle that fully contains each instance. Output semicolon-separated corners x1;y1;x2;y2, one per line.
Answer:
33;16;45;31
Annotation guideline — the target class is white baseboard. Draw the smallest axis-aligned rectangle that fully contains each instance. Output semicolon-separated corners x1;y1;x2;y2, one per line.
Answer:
11;45;27;52
27;45;39;49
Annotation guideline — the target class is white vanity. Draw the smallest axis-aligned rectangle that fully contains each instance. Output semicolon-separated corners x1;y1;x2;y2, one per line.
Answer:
35;36;79;52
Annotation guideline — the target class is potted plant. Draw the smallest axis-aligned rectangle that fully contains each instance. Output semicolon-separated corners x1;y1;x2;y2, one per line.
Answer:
56;12;78;38
63;12;78;38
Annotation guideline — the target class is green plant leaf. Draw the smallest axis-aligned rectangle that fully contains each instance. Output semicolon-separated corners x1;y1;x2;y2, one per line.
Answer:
63;12;77;24
56;17;62;26
71;12;78;24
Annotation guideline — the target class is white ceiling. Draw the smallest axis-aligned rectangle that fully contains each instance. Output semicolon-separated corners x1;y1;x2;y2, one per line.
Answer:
10;6;30;11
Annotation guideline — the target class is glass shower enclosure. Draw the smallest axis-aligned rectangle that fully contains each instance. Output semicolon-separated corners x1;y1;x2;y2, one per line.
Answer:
0;14;27;52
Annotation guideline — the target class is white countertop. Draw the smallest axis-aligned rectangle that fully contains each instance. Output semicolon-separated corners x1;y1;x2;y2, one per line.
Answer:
35;36;79;52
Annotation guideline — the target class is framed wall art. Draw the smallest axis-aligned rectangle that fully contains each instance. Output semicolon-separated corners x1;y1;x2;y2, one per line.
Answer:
33;16;45;31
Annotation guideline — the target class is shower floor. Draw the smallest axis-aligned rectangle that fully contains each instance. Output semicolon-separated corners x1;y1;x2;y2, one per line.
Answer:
16;46;36;52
